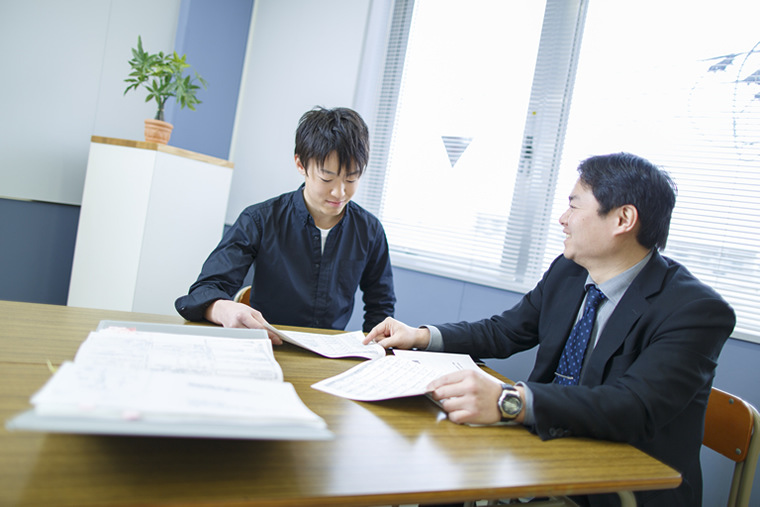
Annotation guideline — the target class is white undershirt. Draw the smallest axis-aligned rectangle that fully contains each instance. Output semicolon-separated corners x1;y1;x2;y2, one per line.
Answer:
317;227;331;254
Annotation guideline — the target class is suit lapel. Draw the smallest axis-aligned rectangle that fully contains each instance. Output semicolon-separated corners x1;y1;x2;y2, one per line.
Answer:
581;252;669;386
551;270;588;346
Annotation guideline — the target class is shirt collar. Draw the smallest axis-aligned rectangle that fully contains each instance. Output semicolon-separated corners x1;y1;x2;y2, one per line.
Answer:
586;249;654;306
292;183;351;229
293;184;312;224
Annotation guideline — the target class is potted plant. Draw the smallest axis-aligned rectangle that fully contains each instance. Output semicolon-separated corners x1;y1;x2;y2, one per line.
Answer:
123;36;208;144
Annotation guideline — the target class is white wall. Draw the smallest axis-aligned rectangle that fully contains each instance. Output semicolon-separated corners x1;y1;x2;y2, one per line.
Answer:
0;0;180;205
227;0;372;223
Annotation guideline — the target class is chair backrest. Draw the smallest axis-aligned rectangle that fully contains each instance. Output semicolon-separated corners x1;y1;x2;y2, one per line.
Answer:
233;285;251;306
703;387;760;507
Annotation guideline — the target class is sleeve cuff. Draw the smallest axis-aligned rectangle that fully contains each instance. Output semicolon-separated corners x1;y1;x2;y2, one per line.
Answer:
423;325;444;351
515;381;535;427
175;288;231;321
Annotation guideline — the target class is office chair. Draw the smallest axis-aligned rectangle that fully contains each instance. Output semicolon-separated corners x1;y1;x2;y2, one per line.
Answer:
703;387;760;507
233;285;251;306
479;387;760;507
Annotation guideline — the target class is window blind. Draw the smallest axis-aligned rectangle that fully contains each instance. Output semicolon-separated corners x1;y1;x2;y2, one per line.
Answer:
359;0;415;218
358;0;760;343
357;0;588;293
551;0;760;343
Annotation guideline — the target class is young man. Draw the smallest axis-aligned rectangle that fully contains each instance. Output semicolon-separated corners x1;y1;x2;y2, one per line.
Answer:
176;107;395;343
365;153;735;507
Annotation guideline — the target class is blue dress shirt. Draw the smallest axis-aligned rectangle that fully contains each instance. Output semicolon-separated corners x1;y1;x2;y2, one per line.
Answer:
175;185;395;332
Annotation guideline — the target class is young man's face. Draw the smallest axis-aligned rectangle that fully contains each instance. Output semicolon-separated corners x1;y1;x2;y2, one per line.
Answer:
559;179;620;270
296;151;360;229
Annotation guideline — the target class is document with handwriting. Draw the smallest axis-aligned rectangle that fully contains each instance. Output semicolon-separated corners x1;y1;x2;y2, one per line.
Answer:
263;324;385;361
11;324;332;440
75;327;283;381
32;361;324;428
311;350;495;401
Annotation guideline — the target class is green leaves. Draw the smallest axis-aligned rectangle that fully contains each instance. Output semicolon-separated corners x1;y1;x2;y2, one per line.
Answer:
123;35;207;121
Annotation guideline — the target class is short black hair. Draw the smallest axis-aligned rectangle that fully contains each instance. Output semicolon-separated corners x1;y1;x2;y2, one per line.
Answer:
577;152;677;250
294;106;370;176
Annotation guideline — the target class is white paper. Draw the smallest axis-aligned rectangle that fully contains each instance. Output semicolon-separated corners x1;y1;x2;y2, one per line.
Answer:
311;350;503;401
75;328;283;382
32;362;325;428
311;355;438;401
263;324;385;360
391;349;483;373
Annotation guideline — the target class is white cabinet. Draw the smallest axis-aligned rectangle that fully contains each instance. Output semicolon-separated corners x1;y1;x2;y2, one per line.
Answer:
68;137;233;316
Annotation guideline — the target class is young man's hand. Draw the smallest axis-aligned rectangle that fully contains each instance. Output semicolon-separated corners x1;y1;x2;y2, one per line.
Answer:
427;370;525;425
204;300;282;345
363;317;431;349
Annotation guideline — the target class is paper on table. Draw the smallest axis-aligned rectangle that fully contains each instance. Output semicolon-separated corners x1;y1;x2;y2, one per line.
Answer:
31;362;326;428
8;323;332;440
391;349;484;374
262;323;385;361
75;328;283;382
311;350;502;401
311;355;438;401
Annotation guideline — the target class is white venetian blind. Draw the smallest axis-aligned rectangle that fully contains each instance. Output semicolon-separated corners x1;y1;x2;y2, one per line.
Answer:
552;0;760;343
358;0;589;292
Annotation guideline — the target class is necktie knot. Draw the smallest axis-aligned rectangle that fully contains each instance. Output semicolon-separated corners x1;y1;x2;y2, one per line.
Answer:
584;285;606;314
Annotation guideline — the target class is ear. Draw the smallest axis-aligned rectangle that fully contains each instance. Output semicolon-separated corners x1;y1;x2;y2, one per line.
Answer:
295;155;307;176
613;204;639;236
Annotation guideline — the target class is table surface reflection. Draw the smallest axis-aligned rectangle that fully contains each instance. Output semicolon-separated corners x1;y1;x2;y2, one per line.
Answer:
0;301;681;506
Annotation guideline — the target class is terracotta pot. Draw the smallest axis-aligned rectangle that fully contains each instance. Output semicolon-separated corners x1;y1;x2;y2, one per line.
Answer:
144;119;174;144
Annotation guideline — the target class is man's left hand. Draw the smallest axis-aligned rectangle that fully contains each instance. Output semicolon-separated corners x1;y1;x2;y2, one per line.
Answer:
427;369;522;425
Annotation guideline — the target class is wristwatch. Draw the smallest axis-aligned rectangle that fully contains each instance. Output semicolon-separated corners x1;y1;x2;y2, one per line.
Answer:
497;383;523;421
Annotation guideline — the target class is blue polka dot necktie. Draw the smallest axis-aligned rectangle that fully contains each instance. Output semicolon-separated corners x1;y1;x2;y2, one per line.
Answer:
554;285;606;386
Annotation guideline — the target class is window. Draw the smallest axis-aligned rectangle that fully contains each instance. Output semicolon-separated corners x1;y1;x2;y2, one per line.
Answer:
554;0;760;342
360;0;760;343
359;0;586;290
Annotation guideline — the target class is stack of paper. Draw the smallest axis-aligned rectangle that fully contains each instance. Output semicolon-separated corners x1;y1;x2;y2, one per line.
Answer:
6;322;332;440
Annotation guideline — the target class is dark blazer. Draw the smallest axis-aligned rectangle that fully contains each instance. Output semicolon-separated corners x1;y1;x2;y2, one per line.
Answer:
438;251;736;507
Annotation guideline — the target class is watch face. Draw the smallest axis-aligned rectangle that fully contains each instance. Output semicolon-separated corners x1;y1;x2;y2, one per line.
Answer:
499;388;523;419
502;396;522;415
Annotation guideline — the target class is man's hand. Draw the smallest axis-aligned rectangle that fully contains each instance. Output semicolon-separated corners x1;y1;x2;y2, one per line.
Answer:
204;300;282;345
363;317;431;350
427;369;523;425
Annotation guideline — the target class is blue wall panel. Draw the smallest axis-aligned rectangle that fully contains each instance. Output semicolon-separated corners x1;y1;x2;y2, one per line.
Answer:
0;198;79;305
347;266;466;331
167;0;254;160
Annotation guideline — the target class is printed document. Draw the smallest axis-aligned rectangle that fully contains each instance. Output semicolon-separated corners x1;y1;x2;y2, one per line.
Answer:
22;325;328;436
32;361;324;428
263;323;385;360
311;350;500;401
75;327;283;381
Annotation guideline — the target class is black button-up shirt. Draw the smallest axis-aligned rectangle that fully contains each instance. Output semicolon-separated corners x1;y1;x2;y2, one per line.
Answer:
175;186;395;332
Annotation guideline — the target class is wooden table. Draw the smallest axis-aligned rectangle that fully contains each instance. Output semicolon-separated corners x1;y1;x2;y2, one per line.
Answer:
0;301;681;506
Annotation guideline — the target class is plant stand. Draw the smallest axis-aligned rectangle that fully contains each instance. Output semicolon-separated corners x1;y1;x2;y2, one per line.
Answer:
67;136;233;316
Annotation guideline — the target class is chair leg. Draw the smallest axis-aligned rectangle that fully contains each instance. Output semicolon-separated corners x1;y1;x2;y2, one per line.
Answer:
617;491;636;507
486;498;575;505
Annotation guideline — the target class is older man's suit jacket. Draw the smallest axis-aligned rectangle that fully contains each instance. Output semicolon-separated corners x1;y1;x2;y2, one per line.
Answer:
437;251;735;507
